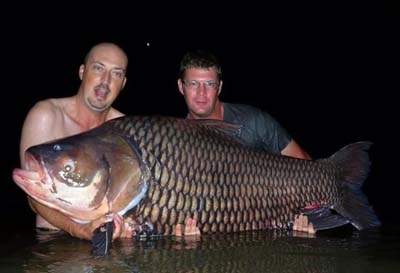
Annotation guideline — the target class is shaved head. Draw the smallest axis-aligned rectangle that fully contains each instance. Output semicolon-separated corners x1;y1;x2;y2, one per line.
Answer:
84;43;128;71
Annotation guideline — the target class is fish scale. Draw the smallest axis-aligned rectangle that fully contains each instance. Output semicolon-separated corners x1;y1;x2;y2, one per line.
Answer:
108;116;342;234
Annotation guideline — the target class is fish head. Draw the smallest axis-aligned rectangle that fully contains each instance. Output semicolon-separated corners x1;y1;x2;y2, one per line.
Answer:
13;128;145;222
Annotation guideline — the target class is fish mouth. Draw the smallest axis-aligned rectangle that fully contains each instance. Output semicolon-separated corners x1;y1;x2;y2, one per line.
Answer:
12;151;52;198
12;152;75;216
24;152;47;179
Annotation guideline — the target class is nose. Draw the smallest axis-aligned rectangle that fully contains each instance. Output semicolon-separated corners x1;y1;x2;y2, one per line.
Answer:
101;71;112;85
197;84;207;96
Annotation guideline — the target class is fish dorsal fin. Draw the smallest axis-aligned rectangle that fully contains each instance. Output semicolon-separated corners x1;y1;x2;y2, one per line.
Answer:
194;119;259;148
195;119;241;134
194;119;244;140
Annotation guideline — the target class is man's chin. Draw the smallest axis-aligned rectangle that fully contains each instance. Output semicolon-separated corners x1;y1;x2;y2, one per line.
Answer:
88;102;109;112
192;105;211;115
192;111;212;119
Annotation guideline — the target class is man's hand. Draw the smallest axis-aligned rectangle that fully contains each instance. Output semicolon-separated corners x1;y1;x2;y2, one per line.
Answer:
173;217;201;237
112;214;132;239
293;214;316;234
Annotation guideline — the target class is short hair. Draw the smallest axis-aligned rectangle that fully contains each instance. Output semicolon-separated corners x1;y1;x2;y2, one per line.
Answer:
179;50;222;80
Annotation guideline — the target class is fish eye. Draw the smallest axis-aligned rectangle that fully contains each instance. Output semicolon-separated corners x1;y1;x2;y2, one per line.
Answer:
64;161;75;173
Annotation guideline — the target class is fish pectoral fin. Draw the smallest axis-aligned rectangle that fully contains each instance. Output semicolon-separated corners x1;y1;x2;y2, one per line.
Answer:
299;207;350;231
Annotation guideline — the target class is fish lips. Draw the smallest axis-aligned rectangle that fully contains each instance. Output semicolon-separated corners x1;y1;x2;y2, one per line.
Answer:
25;151;46;176
12;152;55;206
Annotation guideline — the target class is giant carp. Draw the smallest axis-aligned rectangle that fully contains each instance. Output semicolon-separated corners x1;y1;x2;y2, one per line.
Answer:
13;115;380;236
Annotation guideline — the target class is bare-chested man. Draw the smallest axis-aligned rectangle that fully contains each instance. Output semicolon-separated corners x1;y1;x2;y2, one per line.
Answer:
19;42;130;240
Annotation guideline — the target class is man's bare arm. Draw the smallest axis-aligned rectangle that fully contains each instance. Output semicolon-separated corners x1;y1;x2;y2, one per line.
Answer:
29;198;96;239
281;139;311;160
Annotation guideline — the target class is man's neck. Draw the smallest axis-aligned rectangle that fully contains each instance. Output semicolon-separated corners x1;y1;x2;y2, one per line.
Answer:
68;95;110;131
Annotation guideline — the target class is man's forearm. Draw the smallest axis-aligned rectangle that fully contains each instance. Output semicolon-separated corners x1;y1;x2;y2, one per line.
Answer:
28;198;93;240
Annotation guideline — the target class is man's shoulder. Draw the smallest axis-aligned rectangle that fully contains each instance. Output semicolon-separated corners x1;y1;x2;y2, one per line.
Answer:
26;98;67;124
33;97;71;111
223;102;263;118
223;102;278;128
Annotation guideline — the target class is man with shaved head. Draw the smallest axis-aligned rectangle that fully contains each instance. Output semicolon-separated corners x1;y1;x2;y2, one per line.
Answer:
19;42;130;240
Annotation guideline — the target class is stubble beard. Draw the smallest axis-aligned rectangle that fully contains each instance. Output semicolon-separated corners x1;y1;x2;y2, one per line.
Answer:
87;97;109;112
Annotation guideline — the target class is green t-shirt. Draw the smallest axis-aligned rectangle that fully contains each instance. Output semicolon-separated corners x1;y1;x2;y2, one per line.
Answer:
222;102;291;154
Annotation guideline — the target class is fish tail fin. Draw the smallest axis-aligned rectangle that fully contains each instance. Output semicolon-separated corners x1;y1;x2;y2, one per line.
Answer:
329;141;381;230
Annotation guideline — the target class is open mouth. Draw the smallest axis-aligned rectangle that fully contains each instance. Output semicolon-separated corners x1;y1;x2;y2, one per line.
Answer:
95;90;107;100
12;152;57;206
12;151;50;191
94;86;110;100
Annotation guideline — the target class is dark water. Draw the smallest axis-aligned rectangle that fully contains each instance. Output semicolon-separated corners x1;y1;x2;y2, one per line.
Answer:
1;226;399;273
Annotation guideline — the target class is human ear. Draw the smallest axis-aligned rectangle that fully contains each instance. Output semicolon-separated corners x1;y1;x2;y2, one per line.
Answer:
79;64;85;80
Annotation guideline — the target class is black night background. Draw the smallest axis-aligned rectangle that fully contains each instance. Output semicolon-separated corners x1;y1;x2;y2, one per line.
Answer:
1;6;398;255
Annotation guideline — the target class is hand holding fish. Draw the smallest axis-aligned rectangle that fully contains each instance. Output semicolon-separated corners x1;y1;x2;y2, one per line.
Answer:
113;214;133;239
293;214;315;234
173;218;201;237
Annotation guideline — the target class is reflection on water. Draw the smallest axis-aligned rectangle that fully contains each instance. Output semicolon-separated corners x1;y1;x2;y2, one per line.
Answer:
1;227;399;273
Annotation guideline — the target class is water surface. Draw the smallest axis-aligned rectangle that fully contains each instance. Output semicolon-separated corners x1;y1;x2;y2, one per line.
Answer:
1;226;399;273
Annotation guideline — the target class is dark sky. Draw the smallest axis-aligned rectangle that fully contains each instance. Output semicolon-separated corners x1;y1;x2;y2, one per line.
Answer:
2;10;398;227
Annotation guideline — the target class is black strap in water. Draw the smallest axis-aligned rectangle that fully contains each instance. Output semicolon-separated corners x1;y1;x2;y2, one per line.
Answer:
92;221;114;256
